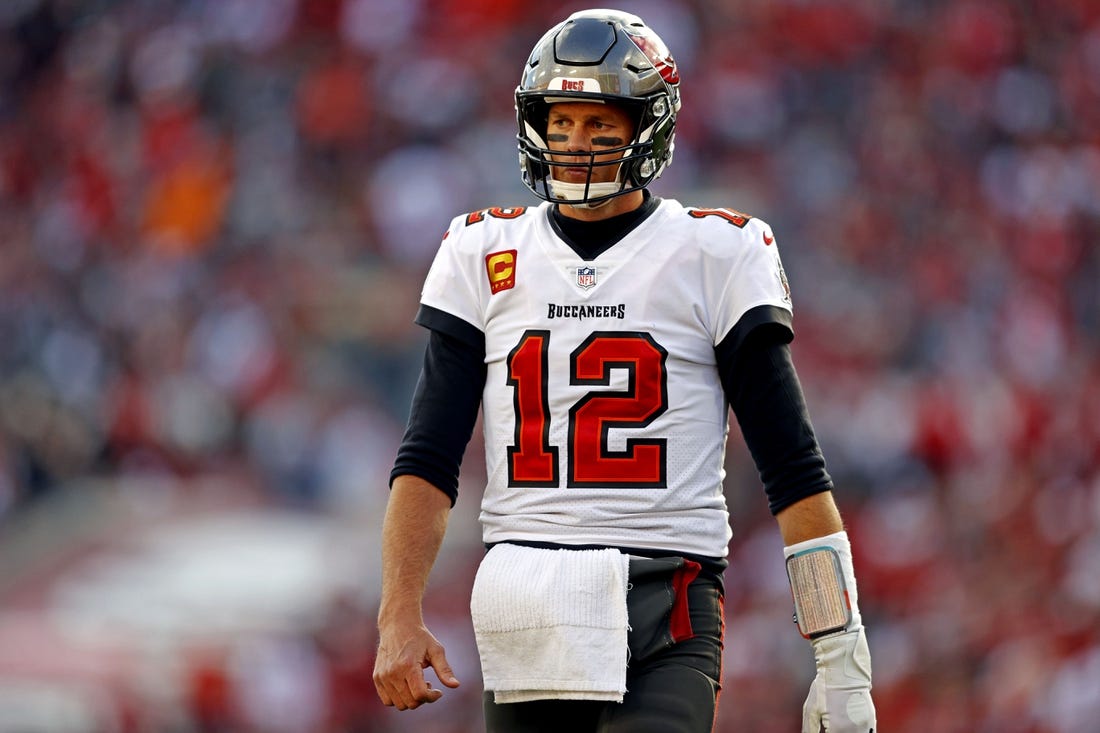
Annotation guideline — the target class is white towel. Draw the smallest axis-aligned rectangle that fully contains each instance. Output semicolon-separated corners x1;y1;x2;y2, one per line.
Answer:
470;543;631;704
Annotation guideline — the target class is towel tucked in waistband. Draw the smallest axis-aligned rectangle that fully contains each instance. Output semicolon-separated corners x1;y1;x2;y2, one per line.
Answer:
470;543;631;704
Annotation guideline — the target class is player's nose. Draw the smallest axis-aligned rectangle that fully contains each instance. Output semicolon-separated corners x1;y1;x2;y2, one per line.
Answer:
564;126;591;152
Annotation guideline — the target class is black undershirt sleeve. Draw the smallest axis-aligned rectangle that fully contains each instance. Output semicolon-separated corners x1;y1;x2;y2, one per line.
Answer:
389;306;487;505
716;309;834;515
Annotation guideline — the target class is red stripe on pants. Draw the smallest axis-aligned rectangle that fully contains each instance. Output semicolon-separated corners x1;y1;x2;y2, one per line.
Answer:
669;559;702;643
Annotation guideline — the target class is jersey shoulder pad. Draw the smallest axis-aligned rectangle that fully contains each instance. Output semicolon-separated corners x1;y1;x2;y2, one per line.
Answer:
441;205;542;250
458;205;535;227
680;205;777;252
683;206;756;230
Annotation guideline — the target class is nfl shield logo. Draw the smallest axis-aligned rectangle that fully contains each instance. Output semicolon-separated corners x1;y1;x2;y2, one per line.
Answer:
576;266;597;290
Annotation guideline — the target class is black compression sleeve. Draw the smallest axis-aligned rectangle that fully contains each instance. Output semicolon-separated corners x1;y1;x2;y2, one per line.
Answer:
717;328;834;515
389;327;487;505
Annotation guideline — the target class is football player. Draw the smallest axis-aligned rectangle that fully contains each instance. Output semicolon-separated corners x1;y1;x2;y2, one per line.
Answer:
373;9;876;733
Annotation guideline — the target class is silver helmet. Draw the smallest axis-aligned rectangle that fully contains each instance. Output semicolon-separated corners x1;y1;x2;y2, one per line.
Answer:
515;9;682;206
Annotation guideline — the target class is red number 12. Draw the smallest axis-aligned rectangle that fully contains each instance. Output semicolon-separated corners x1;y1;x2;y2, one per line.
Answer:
507;330;668;488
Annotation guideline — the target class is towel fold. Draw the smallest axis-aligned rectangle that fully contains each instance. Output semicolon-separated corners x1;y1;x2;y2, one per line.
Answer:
470;543;631;703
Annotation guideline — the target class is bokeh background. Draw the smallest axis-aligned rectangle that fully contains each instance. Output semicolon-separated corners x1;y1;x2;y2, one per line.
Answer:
0;0;1098;731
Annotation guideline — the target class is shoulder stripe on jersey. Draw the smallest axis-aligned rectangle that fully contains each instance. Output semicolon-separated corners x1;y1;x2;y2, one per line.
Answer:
464;207;530;226
687;207;753;228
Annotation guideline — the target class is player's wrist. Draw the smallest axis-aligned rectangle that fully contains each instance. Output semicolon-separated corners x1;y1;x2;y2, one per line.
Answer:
377;597;427;630
783;530;862;638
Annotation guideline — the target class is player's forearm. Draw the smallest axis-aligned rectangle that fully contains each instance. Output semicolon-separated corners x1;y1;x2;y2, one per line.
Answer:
775;490;844;545
378;474;453;627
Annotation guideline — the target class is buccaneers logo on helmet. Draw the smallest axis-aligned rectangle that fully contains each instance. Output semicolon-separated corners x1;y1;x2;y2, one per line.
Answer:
625;30;680;86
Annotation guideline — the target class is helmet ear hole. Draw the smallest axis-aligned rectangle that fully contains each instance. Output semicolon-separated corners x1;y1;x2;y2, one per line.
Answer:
516;100;553;192
515;9;680;206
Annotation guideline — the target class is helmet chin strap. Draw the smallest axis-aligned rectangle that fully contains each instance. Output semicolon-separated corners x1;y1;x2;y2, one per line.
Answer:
547;179;622;209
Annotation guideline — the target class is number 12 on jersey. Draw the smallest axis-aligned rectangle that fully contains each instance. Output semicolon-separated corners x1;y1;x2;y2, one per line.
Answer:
506;330;669;489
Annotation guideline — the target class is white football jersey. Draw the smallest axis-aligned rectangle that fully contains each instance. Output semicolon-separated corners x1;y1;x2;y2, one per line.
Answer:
420;198;793;559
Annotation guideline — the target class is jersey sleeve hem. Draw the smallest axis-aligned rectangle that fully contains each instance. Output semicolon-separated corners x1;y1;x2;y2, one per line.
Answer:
416;304;485;349
717;303;793;357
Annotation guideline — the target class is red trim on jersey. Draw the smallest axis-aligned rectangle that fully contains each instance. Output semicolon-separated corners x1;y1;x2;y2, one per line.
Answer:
687;207;752;228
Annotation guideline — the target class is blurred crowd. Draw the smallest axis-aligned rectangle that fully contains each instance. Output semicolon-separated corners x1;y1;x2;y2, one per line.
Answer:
0;0;1098;731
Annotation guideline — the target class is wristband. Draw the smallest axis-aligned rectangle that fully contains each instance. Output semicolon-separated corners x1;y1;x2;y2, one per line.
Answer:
783;531;862;638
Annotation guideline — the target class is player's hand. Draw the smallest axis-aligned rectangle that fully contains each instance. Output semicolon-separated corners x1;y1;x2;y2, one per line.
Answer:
802;628;876;733
373;621;460;710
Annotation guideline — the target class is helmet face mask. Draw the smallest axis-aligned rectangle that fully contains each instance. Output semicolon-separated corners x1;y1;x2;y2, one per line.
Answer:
516;10;681;207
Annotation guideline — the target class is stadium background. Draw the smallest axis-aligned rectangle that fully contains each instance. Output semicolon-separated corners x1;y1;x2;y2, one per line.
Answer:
0;0;1098;731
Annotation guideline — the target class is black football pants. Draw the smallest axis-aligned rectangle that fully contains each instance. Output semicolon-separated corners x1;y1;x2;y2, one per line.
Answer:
483;556;725;733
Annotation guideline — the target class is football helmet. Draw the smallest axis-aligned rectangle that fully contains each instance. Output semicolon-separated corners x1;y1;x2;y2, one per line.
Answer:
516;9;681;207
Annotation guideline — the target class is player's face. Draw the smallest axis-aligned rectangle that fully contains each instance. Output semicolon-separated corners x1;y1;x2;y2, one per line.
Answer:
545;102;635;186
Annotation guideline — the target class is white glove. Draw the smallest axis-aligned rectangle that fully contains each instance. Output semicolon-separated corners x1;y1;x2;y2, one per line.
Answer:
784;531;875;733
802;627;876;733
